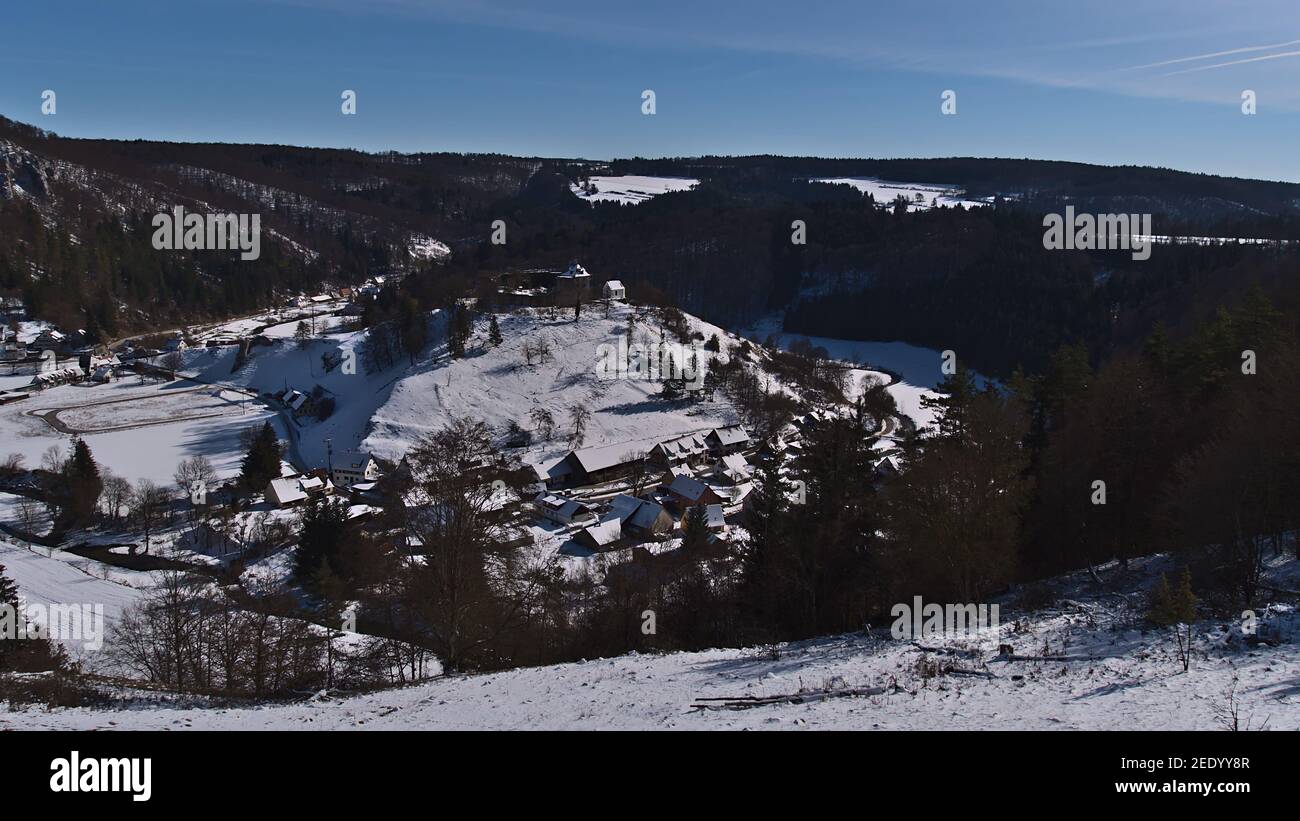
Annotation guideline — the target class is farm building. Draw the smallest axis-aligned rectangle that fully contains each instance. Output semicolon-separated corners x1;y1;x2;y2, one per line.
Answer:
558;443;642;486
602;280;626;300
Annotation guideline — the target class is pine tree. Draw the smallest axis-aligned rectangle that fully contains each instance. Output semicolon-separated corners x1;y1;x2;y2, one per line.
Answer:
239;422;283;491
295;497;350;583
63;438;103;524
681;504;711;551
488;314;503;346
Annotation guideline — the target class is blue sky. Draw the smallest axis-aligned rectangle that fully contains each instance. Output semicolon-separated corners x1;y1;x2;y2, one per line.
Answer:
3;0;1300;180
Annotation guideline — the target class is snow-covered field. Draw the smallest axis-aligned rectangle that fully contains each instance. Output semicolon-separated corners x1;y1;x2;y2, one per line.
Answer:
0;535;155;664
0;491;53;536
811;177;989;211
571;175;699;205
6;555;1295;730
0;376;283;486
742;315;988;432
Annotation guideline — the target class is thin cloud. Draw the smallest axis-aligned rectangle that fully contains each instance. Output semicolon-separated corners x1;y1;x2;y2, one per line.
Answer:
1127;37;1300;70
1162;48;1300;75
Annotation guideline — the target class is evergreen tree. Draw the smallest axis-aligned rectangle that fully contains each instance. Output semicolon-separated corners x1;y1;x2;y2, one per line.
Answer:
681;504;711;551
239;422;282;491
488;314;503;346
295;497;351;583
62;438;103;524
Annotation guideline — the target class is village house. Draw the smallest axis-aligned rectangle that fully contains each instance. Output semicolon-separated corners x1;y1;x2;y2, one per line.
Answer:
704;503;727;532
265;474;333;507
161;333;188;353
573;517;623;551
657;464;694;489
331;450;381;487
28;366;83;390
0;337;26;362
705;424;750;455
533;491;597;526
28;328;66;353
648;432;709;467
605;494;674;538
713;452;752;484
665;474;725;513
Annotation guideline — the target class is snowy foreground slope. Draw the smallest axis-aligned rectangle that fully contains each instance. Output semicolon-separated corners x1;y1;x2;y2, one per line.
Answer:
7;557;1297;730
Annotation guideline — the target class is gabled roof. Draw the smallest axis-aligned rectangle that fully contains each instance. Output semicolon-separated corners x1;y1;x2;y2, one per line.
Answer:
719;453;750;474
704;504;726;529
267;477;308;504
335;450;374;471
606;494;667;532
652;432;707;458
660;465;693;481
579;518;622;547
604;280;624;290
708;425;750;446
667;474;711;503
567;443;639;475
534;492;590;520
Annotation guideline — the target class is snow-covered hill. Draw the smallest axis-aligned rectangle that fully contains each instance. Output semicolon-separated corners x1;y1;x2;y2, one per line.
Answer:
364;304;743;468
6;555;1296;730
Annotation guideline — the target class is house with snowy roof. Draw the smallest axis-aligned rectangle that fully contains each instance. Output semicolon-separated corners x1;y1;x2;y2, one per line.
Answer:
649;432;709;467
573;517;624;551
331;451;381;487
605;494;673;537
705;425;750;455
265;474;333;508
713;452;752;484
555;261;592;305
558;443;642;486
666;474;724;512
533;492;597;526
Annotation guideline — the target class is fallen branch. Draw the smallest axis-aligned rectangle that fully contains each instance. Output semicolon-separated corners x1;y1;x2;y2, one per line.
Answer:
691;686;887;711
999;653;1093;662
909;642;982;657
947;669;997;679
